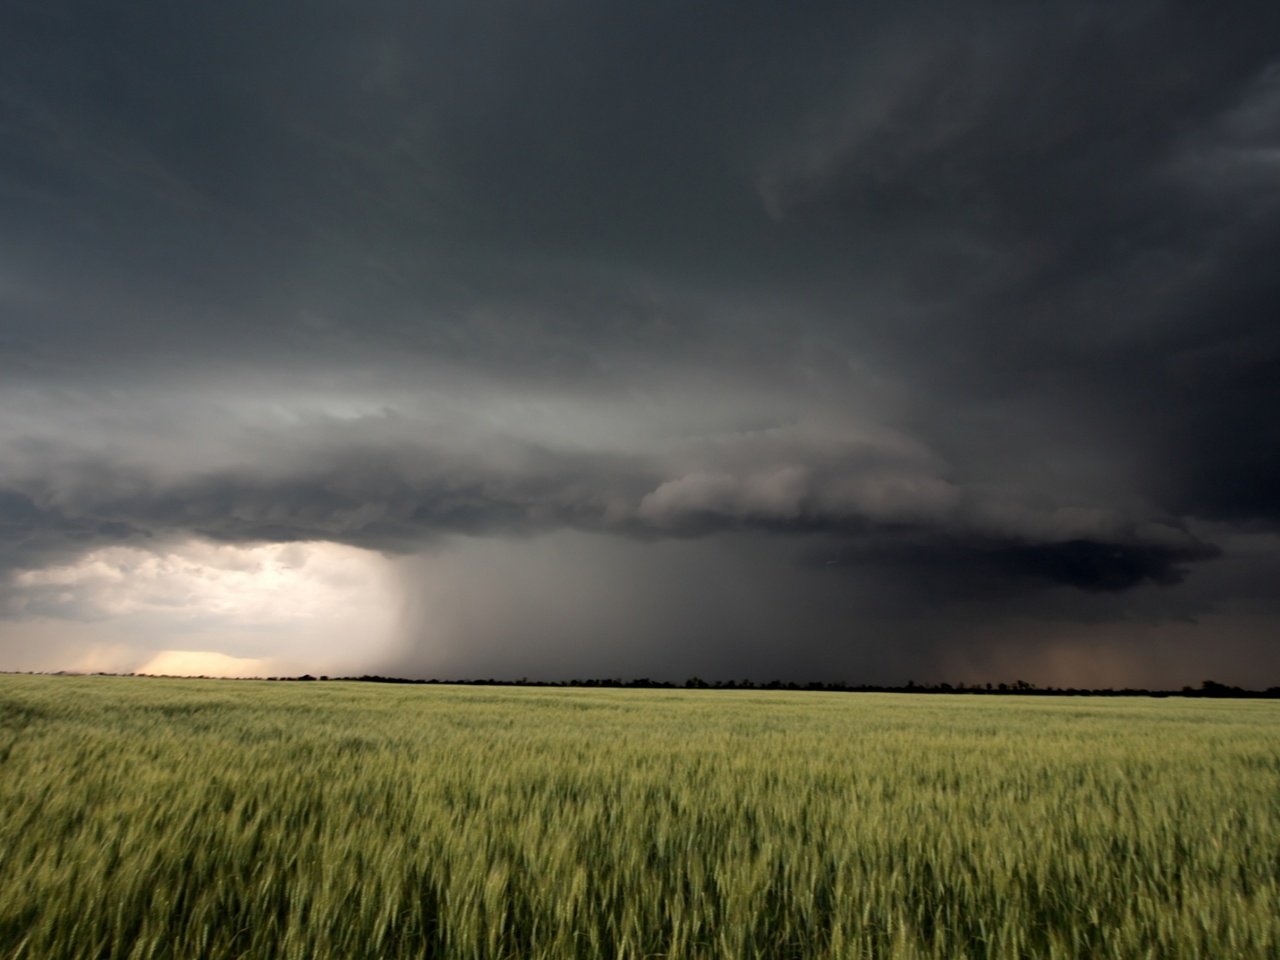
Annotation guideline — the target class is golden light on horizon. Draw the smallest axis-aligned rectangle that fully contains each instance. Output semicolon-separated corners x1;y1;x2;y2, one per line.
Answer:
7;539;401;677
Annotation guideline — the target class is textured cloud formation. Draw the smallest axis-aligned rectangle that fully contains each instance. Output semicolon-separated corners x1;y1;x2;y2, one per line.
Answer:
0;538;398;676
1;0;1278;685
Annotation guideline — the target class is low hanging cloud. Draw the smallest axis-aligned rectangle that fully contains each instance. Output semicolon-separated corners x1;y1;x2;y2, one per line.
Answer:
0;410;1219;600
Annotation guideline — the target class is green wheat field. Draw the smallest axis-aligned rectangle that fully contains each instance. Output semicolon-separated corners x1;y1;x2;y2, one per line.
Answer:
1;675;1277;959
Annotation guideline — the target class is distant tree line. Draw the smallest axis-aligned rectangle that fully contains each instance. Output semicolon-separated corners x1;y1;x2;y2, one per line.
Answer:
265;675;1280;698
17;672;1280;698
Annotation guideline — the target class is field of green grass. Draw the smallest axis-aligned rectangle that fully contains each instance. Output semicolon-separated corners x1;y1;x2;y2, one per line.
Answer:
0;675;1277;959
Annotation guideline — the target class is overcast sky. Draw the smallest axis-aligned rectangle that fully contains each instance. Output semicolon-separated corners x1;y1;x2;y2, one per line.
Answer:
2;0;1278;686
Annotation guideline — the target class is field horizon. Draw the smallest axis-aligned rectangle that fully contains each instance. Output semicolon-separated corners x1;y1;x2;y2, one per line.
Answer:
7;669;1280;699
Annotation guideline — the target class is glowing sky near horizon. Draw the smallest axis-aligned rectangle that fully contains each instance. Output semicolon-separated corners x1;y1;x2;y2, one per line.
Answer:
3;540;399;677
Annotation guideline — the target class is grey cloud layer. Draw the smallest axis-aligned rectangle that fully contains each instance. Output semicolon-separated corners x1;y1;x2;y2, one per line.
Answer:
0;413;1216;596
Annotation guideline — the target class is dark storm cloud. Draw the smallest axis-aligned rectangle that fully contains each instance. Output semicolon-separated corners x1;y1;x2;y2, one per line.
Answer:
2;0;1279;682
812;532;1221;594
0;418;1216;593
752;3;1280;527
0;490;145;574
